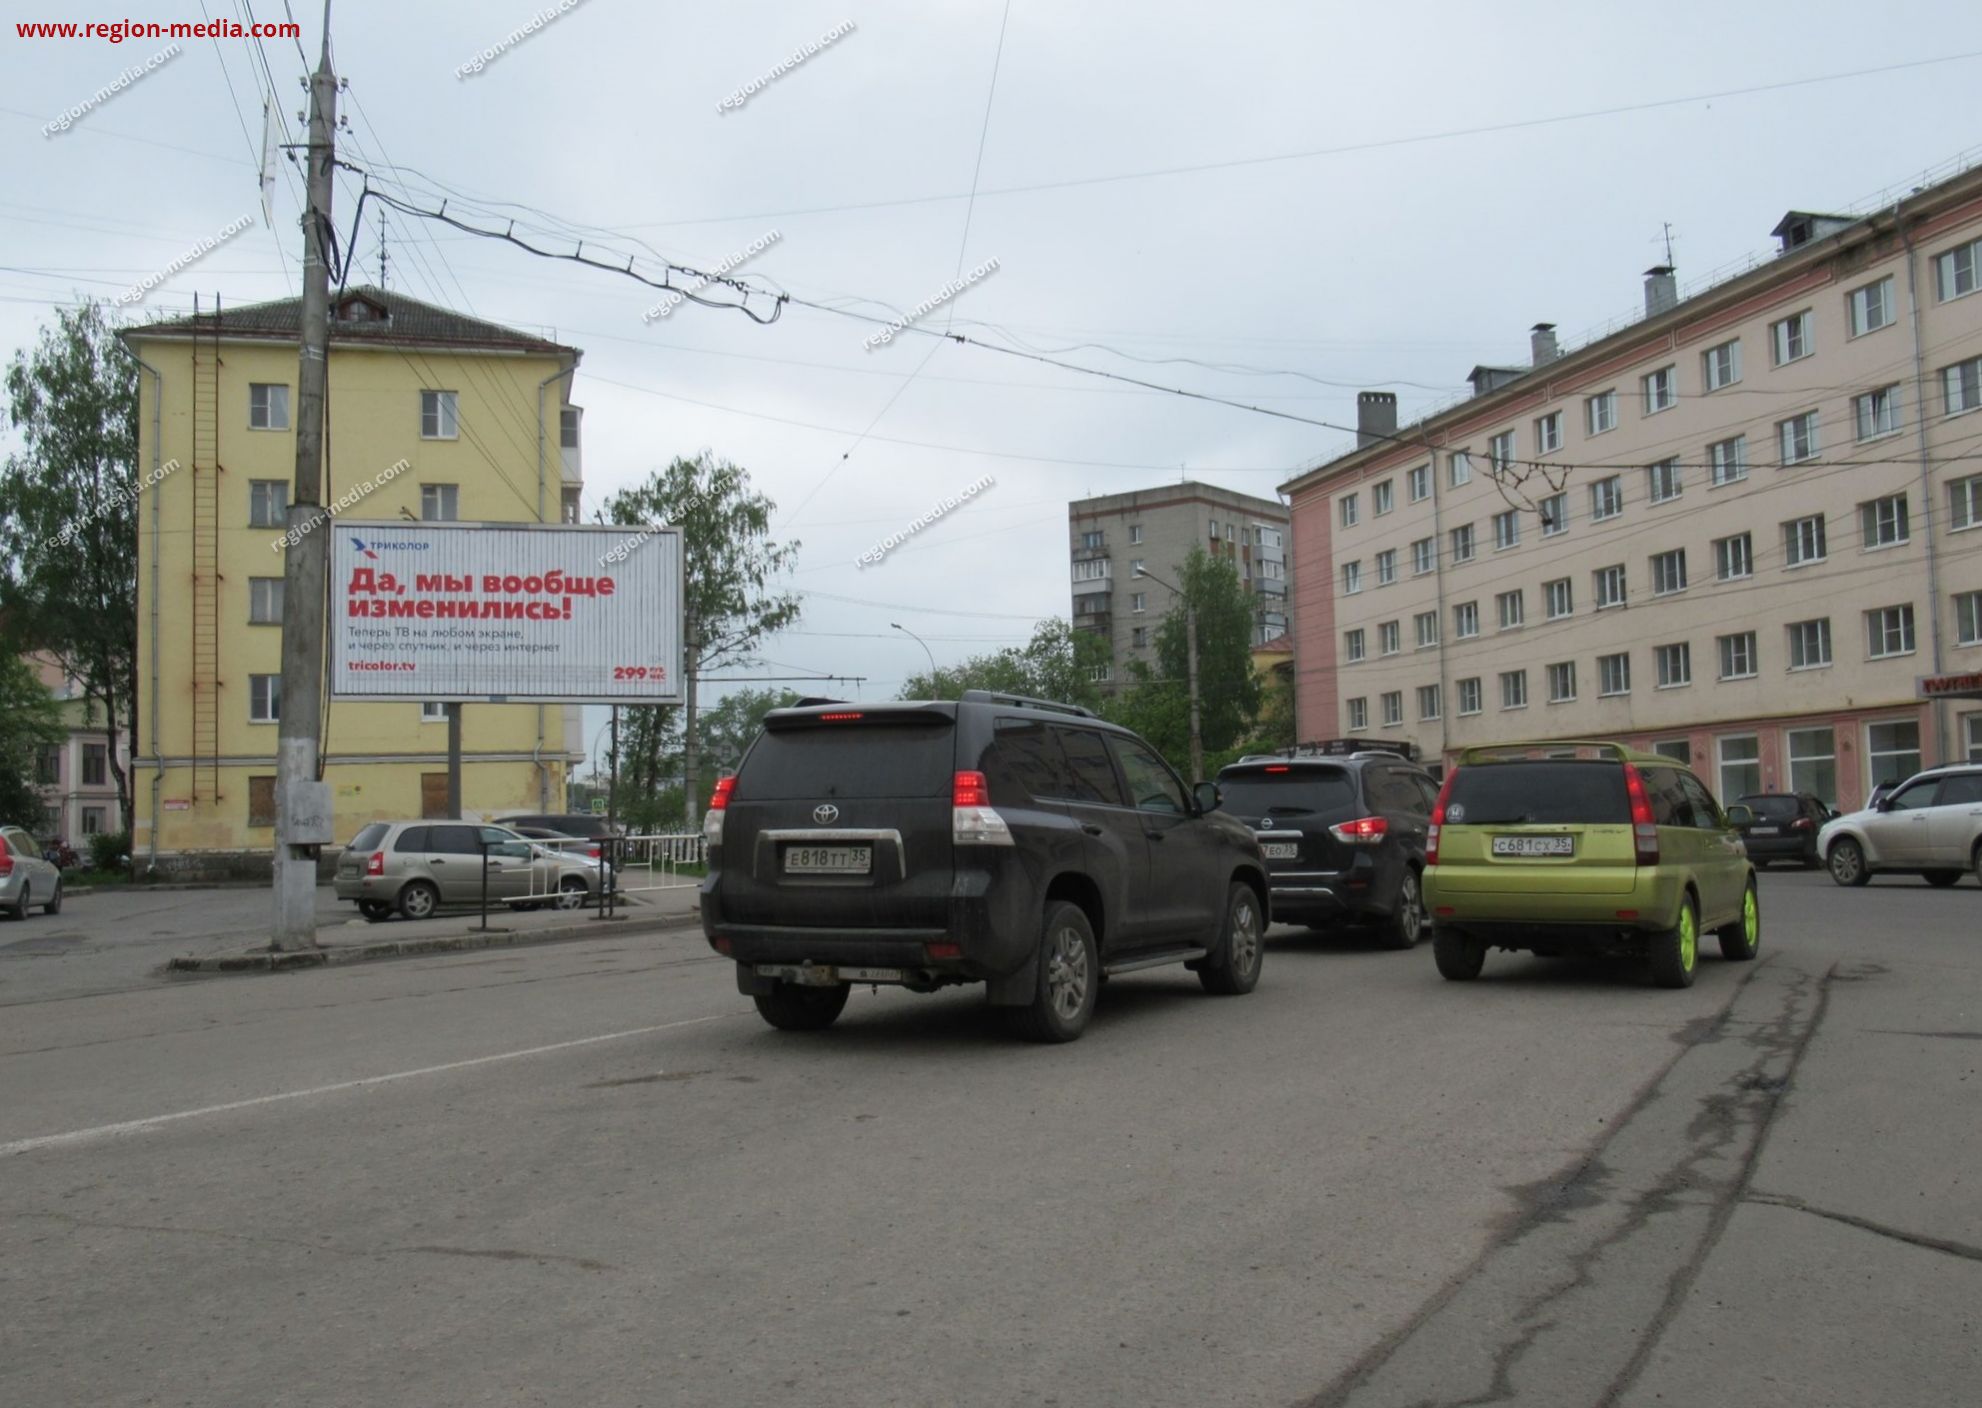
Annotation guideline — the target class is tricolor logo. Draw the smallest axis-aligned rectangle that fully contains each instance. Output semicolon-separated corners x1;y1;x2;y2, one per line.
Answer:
352;538;380;560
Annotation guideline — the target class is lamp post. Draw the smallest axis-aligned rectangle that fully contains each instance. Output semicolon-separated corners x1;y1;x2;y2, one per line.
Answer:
1133;565;1202;784
890;622;939;693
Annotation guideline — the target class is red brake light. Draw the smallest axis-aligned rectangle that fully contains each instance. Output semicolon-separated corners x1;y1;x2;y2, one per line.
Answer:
1328;815;1389;845
819;711;864;722
1622;764;1660;865
1791;817;1812;832
953;771;990;807
365;850;384;877
587;844;602;859
1264;764;1290;773
0;834;12;877
1426;768;1458;865
709;776;736;812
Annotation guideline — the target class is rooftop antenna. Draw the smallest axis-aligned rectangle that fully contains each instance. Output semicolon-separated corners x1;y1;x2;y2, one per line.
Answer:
378;207;388;290
1659;221;1677;268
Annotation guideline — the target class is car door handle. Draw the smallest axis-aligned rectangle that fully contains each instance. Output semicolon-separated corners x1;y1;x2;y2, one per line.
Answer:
1080;823;1104;836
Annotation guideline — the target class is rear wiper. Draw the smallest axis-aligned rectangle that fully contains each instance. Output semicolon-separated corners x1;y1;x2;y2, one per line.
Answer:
1266;806;1311;816
1467;814;1533;825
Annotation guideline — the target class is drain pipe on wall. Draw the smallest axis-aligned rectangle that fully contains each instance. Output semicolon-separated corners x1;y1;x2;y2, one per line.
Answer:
1897;202;1950;764
535;360;577;810
134;351;165;876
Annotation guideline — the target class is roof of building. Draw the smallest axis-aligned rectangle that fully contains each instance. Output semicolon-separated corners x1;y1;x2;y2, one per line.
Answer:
1069;479;1288;518
121;286;575;358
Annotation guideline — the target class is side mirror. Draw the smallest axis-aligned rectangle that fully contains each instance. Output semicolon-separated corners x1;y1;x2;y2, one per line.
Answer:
1873;796;1894;813
1192;781;1221;815
1723;805;1754;828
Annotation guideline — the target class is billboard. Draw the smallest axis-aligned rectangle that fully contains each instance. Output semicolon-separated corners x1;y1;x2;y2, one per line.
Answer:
329;521;683;704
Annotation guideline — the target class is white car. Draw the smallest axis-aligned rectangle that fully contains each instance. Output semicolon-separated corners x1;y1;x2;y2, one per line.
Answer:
1819;766;1982;888
0;825;64;918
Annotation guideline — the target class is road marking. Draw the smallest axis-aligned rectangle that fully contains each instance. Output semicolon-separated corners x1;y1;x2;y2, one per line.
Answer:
0;1011;738;1159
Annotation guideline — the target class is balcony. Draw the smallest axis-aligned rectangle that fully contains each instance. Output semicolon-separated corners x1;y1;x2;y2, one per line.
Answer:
1071;544;1111;564
1073;593;1113;624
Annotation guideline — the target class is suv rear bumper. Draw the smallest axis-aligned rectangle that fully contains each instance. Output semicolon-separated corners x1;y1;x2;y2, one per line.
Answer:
699;876;1031;979
1266;854;1392;924
1425;868;1684;932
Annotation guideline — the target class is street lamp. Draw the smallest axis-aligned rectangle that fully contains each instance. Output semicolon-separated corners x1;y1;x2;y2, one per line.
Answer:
1132;565;1203;785
890;622;939;693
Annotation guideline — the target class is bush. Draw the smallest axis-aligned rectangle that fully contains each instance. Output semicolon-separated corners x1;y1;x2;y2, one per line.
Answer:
88;830;132;871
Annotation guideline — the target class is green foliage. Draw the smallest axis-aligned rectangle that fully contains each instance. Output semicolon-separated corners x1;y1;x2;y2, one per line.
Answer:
88;829;132;872
0;653;65;826
0;301;139;830
899;619;1109;711
1104;549;1262;770
699;687;802;772
618;785;684;835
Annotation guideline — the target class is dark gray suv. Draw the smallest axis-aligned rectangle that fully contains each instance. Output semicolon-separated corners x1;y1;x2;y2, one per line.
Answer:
700;692;1269;1042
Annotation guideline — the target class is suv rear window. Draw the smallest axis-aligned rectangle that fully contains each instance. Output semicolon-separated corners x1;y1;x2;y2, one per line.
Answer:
1738;795;1802;822
349;823;389;852
1444;762;1630;825
741;720;955;799
1217;767;1357;817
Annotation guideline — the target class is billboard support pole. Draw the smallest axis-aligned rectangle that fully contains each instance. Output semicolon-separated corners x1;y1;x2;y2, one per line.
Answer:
604;705;618;920
682;606;701;832
446;703;462;817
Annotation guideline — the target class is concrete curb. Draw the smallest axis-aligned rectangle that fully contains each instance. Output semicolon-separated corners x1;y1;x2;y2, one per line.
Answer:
167;910;702;975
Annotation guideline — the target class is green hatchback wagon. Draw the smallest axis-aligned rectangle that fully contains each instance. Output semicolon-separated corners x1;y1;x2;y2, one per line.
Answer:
1422;742;1761;988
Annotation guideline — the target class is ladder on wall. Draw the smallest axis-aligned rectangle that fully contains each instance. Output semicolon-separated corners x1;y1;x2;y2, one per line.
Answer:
189;295;223;805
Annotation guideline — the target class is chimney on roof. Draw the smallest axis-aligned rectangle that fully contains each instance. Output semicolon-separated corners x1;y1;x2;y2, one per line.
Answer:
1356;391;1397;449
1530;322;1559;367
1644;265;1677;318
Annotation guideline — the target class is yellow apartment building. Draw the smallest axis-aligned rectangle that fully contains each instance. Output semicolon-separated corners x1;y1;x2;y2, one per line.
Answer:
121;287;589;864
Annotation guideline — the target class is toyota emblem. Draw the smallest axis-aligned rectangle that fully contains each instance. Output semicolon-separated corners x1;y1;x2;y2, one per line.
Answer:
813;804;840;825
1259;818;1274;829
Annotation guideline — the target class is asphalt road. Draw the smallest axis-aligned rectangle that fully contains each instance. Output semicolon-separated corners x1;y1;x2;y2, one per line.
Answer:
2;870;1976;1407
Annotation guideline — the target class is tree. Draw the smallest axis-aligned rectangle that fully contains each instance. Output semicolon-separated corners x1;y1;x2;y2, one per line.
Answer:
0;301;139;830
1107;549;1261;771
603;453;801;825
699;687;801;774
899;619;1109;710
0;651;64;827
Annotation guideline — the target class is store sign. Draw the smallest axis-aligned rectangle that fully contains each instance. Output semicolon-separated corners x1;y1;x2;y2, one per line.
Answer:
1918;672;1982;701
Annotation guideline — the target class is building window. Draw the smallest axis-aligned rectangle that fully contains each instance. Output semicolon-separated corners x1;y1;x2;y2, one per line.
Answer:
1854;385;1902;441
1209;519;1220;538
1702;339;1742;391
249;673;281;723
1652;740;1692;763
1707;436;1747;486
247;776;277;829
1344;628;1365;663
1866;720;1921;787
1935;237;1980;301
1411;536;1435;575
1590;475;1623;521
1714;533;1753;581
1598;652;1630;697
1131;626;1149;648
1647;458;1682;504
1457;677;1483;715
1496;589;1525;631
1373;480;1395;516
1129;558;1145;577
560;487;581;524
1417;684;1441;721
1535;412;1562;455
1944;356;1982;416
81;806;106;835
422;700;448;721
1866;604;1916;659
1347;697;1369;731
419;483;460;522
1787;618;1832;670
1958;591;1982;648
1787;727;1836;804
1128;524;1143;544
1586;390;1617;436
1225;523;1234;542
1969;715;1982;762
1770;311;1812;366
1651;548;1688;597
1860;494;1910;549
559;407;579;449
1718;632;1758;680
1453;601;1479;639
1378;620;1401;656
1719;735;1761;799
420;389;460;439
1077;530;1104;550
1449;523;1476;563
1492;510;1519;551
1072;559;1111;583
1489;430;1516;474
1784;515;1827;567
249;479;289;528
1414;611;1439;649
1952;474;1982;531
1544;577;1573;620
35;746;60;785
1342;561;1362;594
1338;494;1360;529
248;576;284;624
1848;277;1894;336
1131;592;1146;614
1778;411;1819;465
1381;692;1404;727
1500;670;1527;710
1448;451;1472;487
1408;464;1430;503
81;743;108;786
1375;549;1397;586
1546;661;1576;703
249;382;290;430
1643;365;1677;414
1533;492;1566;538
1594;564;1627;609
1655;642;1692;689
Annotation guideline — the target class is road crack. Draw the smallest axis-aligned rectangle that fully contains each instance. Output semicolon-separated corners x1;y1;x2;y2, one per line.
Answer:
1741;1191;1982;1264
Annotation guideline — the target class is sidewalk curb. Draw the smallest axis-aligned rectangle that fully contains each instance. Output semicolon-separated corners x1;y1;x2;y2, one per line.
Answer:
167;911;702;975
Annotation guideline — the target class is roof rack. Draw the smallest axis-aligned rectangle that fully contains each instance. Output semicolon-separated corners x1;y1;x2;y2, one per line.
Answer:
1455;740;1632;766
791;696;848;708
958;689;1095;718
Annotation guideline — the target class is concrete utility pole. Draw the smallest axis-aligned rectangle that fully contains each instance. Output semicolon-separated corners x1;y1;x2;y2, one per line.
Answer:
1134;565;1204;784
681;609;701;833
271;15;337;950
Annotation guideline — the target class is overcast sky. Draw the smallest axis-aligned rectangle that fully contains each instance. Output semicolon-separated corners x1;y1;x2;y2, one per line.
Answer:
6;0;1980;726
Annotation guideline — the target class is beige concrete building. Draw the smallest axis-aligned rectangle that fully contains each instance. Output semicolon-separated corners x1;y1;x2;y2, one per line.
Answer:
1282;161;1982;809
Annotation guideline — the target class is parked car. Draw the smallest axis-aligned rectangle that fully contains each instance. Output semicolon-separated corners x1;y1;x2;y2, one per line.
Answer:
1422;741;1760;989
1213;748;1438;947
0;825;64;919
494;813;623;843
1730;792;1834;869
1819;765;1982;888
700;690;1269;1041
333;821;611;920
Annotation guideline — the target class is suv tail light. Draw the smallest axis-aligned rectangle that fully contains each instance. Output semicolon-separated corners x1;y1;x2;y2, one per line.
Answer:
1426;768;1458;865
704;776;736;847
1791;817;1813;832
0;834;12;877
1328;816;1389;845
364;850;385;877
952;770;1013;847
1623;764;1659;865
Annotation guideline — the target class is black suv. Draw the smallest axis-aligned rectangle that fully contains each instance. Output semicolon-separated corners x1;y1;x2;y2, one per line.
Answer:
1213;748;1438;948
699;692;1269;1042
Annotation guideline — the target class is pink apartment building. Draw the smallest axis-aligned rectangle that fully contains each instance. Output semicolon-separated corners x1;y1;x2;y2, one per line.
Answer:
1282;159;1982;809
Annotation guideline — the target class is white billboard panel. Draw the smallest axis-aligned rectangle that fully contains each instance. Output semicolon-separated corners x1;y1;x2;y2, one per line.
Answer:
329;521;683;703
